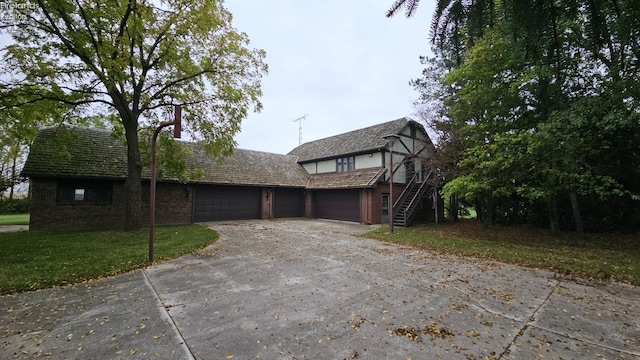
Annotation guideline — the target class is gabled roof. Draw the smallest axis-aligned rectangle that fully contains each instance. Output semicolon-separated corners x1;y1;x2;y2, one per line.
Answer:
288;117;412;162
22;126;309;187
22;126;129;180
306;168;386;189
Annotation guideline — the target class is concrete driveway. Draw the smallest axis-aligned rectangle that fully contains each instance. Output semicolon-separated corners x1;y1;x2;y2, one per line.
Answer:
1;219;639;359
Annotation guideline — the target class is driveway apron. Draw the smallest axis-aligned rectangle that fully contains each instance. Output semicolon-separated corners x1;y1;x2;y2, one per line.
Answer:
1;219;639;359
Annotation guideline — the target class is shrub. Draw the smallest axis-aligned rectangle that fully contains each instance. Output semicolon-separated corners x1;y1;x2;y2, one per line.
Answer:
0;198;30;214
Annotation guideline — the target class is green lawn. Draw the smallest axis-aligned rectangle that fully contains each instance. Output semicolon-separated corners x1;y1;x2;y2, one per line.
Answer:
364;220;640;286
0;225;218;294
0;214;30;225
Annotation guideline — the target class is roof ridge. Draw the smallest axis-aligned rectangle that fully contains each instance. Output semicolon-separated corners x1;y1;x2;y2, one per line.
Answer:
296;117;407;146
39;124;114;133
232;147;299;158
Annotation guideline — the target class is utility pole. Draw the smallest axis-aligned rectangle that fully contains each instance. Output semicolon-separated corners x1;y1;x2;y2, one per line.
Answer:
383;134;400;234
292;114;309;145
149;105;182;263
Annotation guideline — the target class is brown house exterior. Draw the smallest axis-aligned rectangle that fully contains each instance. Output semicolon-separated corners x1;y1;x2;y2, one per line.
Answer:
289;118;442;225
22;118;443;231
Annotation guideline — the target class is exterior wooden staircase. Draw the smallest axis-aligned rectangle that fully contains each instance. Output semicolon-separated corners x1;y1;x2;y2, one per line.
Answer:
391;170;433;227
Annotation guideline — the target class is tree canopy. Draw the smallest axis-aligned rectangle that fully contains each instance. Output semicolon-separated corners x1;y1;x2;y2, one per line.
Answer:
392;0;640;233
1;0;267;229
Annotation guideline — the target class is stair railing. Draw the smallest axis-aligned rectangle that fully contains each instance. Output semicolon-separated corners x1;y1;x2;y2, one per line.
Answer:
403;178;431;226
400;170;435;226
391;173;417;220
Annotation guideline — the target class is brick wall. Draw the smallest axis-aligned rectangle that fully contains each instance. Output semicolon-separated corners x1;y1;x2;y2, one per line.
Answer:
304;191;313;218
30;178;193;231
29;178;127;231
366;184;406;224
141;182;193;225
360;189;371;224
261;188;273;219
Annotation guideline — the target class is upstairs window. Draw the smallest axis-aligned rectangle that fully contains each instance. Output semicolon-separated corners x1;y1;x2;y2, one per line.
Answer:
336;156;355;172
57;182;113;204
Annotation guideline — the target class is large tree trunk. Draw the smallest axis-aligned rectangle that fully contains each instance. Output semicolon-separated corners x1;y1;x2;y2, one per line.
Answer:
123;117;142;231
548;194;560;236
476;190;495;228
448;193;459;221
478;191;494;228
0;161;4;199
568;191;584;234
9;152;17;200
474;197;482;223
486;189;495;226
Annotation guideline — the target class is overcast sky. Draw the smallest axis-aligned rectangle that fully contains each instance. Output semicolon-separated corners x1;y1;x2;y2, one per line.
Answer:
225;0;435;154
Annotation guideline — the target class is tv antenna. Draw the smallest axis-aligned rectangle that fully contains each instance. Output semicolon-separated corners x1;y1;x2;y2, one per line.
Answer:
292;113;309;145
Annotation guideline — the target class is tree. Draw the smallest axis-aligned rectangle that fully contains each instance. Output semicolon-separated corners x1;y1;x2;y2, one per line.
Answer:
0;92;81;199
1;0;267;230
412;54;465;221
386;0;421;18
396;0;640;232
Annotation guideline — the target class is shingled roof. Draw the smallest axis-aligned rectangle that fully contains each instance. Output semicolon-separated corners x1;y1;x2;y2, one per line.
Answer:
288;117;411;162
22;126;129;180
188;147;308;187
22;126;309;187
306;168;386;189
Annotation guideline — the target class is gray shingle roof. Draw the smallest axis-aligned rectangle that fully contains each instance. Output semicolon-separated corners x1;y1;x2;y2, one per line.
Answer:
22;126;129;179
22;126;309;187
189;147;309;187
287;117;410;162
306;168;386;189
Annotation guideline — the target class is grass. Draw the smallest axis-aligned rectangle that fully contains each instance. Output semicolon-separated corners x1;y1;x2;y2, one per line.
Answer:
364;220;640;286
0;225;218;294
0;214;30;225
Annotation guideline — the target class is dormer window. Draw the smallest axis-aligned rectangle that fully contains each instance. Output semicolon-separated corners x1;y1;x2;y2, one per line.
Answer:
336;156;355;172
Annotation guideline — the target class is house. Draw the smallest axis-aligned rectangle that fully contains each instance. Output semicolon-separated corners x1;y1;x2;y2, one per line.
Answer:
288;118;441;224
21;118;443;231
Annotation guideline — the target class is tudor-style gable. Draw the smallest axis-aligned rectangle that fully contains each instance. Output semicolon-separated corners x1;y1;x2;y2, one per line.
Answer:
287;117;436;186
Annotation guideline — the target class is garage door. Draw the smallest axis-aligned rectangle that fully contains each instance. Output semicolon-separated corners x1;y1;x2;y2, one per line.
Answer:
194;185;261;222
313;190;360;222
274;188;305;218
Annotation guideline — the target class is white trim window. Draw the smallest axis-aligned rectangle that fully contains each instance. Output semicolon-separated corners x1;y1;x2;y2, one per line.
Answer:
336;156;355;172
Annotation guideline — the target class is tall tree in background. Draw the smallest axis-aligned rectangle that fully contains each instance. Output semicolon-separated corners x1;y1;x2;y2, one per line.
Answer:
391;0;640;232
386;0;421;18
1;0;267;230
0;94;79;199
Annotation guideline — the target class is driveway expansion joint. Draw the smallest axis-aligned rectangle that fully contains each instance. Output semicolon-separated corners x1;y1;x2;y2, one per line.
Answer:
142;269;195;360
498;280;560;358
